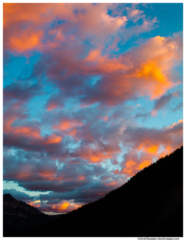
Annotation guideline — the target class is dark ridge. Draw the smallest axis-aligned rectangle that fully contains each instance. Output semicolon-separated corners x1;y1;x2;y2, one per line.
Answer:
3;193;17;202
5;146;183;237
3;193;62;237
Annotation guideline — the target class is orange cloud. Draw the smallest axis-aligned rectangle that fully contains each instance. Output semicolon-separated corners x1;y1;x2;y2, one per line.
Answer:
66;129;79;140
59;202;70;210
135;59;173;99
3;3;73;53
136;143;159;155
10;31;43;53
89;150;114;162
4;5;181;105
112;169;119;174
138;160;151;170
4;117;42;140
122;119;183;177
28;201;41;208
4;116;63;146
3;3;128;54
84;49;128;73
39;170;56;179
85;49;101;62
167;119;183;129
78;176;85;181
45;134;62;144
15;172;32;179
47;103;57;111
103;116;108;121
123;160;136;176
53;119;83;131
72;144;121;162
123;158;152;177
99;115;109;122
15;126;42;139
52;119;83;140
81;34;182;105
105;181;116;186
3;116;17;133
51;201;82;213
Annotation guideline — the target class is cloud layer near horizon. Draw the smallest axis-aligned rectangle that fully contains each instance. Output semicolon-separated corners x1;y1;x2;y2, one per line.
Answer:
3;3;183;213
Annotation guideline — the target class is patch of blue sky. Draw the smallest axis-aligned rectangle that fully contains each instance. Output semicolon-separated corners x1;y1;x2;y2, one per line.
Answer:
73;8;86;16
89;75;102;87
43;79;59;95
56;160;64;170
125;96;153;113
40;125;55;138
68;140;82;152
113;3;182;57
140;3;183;37
88;143;96;150
27;94;51;121
101;159;118;172
170;101;183;113
172;65;183;84
92;176;99;180
4;147;17;157
4;55;28;87
115;34;148;59
170;83;183;94
115;4;182;57
64;99;82;113
125;16;144;30
170;92;183;109
3;54;41;88
124;94;182;129
137;106;182;130
137;149;141;159
107;3;128;17
26;79;58;122
77;100;100;111
3;181;50;197
117;142;129;164
50;18;66;28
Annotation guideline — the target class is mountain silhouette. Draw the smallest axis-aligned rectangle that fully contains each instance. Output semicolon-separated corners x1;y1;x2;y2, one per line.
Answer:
4;146;183;237
3;193;60;236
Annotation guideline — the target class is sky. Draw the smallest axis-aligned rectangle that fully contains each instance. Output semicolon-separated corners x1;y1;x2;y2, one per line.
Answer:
3;3;183;214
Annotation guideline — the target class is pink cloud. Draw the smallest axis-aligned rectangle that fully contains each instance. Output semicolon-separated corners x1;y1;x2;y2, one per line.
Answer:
81;34;182;105
3;3;128;55
53;119;84;131
71;143;121;163
121;119;183;177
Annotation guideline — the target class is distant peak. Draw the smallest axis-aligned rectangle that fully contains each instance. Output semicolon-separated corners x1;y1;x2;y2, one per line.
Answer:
3;193;17;202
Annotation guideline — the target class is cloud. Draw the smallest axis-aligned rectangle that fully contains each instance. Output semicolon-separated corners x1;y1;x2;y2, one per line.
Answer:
151;93;174;116
32;33;182;108
3;188;34;202
3;3;183;214
3;81;41;103
46;92;65;111
3;3;129;55
53;119;84;131
172;102;183;112
120;119;183;177
4;4;180;108
82;34;182;105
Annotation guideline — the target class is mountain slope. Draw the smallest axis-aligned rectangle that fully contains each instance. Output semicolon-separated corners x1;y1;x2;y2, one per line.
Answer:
3;193;59;236
28;146;183;237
